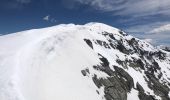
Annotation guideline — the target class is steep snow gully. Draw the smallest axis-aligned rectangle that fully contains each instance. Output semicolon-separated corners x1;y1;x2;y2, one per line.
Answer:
0;23;170;100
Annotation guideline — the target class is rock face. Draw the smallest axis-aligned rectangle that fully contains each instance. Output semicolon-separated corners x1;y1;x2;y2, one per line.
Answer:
0;23;170;100
81;23;170;100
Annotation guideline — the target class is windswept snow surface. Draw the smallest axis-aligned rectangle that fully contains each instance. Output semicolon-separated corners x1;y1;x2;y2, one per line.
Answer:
0;23;107;100
0;23;170;100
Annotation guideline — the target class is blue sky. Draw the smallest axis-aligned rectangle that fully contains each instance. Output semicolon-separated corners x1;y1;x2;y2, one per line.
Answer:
0;0;170;46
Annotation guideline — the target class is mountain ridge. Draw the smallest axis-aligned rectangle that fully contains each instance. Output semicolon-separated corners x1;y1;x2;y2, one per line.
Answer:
0;22;170;100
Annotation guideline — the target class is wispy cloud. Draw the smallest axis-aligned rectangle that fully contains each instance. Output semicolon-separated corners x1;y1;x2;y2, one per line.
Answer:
0;0;31;9
149;24;170;33
43;15;50;21
143;38;154;44
67;0;170;46
43;15;57;23
147;24;170;46
125;22;170;46
73;0;170;17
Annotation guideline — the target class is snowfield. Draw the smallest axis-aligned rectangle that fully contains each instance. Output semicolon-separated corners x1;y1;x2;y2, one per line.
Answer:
0;23;105;100
0;23;170;100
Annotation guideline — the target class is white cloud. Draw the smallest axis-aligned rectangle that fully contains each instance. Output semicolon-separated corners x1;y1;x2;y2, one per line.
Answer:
146;24;170;46
50;18;57;23
74;0;170;17
124;22;170;46
144;33;170;46
125;21;170;33
143;38;155;44
149;24;170;33
43;15;50;21
75;0;126;12
65;0;170;46
143;39;153;43
43;15;57;23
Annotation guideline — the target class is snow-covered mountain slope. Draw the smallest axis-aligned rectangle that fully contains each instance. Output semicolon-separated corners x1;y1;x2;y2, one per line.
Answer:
0;23;170;100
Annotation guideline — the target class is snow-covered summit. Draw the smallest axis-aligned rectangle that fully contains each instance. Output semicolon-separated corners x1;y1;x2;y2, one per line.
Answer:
0;23;170;100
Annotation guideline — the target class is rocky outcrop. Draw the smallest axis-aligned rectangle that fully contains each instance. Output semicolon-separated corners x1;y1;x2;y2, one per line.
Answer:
84;39;93;49
81;23;170;100
136;82;156;100
91;54;135;100
145;72;170;100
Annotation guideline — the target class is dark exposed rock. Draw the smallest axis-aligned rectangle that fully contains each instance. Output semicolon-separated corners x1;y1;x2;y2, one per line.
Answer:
114;66;134;91
82;30;170;100
119;30;126;36
145;72;170;100
116;59;128;69
138;92;156;100
116;41;129;54
94;65;115;76
92;51;170;100
136;82;156;100
81;70;86;76
92;74;103;88
92;62;134;100
98;54;110;66
101;31;116;40
136;82;144;92
109;34;116;40
110;43;116;49
128;38;138;46
152;61;161;70
129;58;145;70
101;31;109;36
91;56;134;100
92;74;128;100
96;40;111;49
162;47;170;52
158;72;163;79
96;90;100;94
93;54;114;76
127;38;148;56
81;68;90;76
136;59;145;70
154;51;166;60
84;39;93;49
104;84;127;100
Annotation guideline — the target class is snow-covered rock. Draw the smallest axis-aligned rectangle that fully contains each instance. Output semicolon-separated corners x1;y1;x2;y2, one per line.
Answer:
157;45;170;52
0;22;170;100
